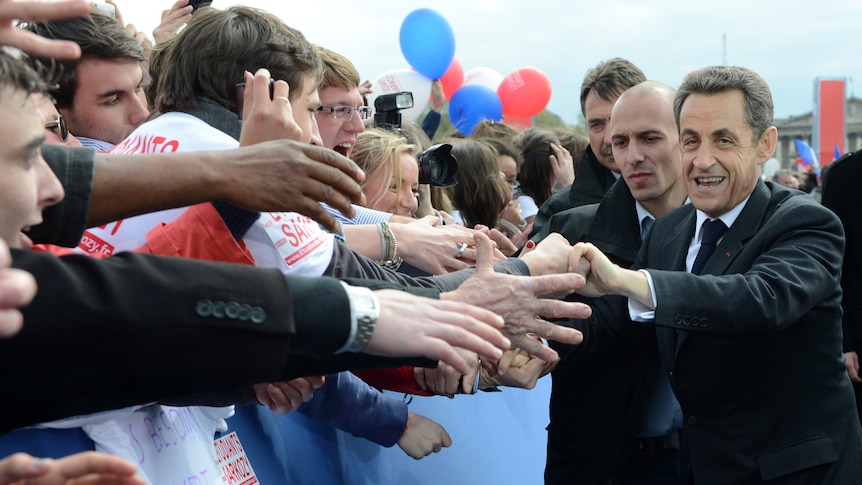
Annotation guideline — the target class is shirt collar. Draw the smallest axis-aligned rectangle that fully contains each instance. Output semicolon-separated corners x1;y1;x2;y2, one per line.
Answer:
694;194;750;243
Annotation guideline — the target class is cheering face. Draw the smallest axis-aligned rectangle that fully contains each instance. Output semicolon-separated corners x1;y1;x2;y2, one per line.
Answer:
584;89;620;173
0;88;65;248
363;152;420;217
611;90;682;207
315;84;366;158
679;90;775;218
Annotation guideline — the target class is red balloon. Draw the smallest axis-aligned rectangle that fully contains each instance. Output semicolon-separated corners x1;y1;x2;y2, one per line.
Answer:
438;57;464;100
497;67;552;118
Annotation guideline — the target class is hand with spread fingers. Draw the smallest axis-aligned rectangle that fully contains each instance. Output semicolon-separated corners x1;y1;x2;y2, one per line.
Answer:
441;232;589;364
364;289;509;375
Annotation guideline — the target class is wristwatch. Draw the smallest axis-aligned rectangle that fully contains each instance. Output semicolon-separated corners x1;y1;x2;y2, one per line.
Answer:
340;284;379;353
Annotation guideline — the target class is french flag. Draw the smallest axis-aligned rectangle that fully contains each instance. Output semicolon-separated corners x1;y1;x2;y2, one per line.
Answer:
794;139;820;174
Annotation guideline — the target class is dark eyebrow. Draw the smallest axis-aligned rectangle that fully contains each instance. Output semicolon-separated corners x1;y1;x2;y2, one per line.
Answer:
711;128;739;141
636;129;664;138
95;89;126;99
680;127;698;138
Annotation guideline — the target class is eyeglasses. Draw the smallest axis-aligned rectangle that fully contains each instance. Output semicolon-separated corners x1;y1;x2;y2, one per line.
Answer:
45;114;69;142
316;105;373;121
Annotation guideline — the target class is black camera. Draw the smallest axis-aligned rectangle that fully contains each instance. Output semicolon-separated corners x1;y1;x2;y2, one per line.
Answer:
417;143;458;188
373;91;414;130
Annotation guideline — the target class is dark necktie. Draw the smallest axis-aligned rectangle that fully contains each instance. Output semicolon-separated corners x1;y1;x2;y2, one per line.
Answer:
691;219;728;275
641;216;655;241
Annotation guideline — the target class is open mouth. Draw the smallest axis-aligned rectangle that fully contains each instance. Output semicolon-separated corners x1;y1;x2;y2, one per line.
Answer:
696;176;725;186
334;143;351;157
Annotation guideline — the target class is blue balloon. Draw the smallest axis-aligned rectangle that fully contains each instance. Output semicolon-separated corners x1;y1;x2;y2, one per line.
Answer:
399;8;456;80
448;84;503;135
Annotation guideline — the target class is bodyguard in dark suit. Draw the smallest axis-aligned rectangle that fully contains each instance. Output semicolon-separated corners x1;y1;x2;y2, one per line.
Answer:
569;66;862;483
540;82;690;484
821;151;862;424
530;58;646;238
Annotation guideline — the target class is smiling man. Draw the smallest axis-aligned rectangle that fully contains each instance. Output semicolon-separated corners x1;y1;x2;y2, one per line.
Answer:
22;10;149;150
568;66;862;483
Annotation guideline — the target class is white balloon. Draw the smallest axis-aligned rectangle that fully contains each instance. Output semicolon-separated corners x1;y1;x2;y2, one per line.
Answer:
369;69;432;123
463;66;504;92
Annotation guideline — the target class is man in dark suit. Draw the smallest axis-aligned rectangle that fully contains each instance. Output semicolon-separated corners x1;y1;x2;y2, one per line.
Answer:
530;58;645;237
538;81;690;484
822;151;862;424
570;66;862;483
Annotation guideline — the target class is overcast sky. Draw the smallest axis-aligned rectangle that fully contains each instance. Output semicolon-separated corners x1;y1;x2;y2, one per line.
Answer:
117;0;862;126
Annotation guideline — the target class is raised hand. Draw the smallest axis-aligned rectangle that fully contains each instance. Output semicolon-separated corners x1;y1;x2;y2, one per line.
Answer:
0;0;90;59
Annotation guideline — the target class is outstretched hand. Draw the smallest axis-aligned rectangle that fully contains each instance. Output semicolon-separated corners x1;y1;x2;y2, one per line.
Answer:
0;451;144;485
441;232;589;363
219;140;365;233
364;289;509;375
253;375;325;414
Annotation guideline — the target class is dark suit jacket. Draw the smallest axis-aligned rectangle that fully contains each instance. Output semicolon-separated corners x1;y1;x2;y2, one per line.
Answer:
538;180;661;485
821;152;862;384
4;249;434;433
530;146;617;239
639;180;862;483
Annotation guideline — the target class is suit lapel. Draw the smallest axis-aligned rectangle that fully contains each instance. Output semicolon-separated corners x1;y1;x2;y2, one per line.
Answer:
674;180;771;358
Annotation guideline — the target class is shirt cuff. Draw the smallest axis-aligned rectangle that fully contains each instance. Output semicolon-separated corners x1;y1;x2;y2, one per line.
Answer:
628;269;657;322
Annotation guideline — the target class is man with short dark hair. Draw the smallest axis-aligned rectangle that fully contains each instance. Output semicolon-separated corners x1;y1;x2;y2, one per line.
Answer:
22;10;149;150
530;58;646;236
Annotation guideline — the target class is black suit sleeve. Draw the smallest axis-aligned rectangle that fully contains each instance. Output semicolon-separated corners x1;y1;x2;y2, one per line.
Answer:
28;144;95;247
2;250;430;431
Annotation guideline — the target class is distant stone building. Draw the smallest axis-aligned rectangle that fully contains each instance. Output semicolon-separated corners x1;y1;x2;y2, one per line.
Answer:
774;97;862;170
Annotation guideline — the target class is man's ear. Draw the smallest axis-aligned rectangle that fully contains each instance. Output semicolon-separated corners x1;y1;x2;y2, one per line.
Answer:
757;126;778;164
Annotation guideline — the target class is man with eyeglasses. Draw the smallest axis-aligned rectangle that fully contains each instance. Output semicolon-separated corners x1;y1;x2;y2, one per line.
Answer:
35;92;80;147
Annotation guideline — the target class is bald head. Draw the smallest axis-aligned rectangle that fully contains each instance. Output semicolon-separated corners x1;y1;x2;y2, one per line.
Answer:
609;81;687;217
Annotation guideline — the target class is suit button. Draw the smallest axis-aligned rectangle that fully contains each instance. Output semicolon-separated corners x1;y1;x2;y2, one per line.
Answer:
250;306;267;324
238;304;252;321
699;318;708;328
687;416;697;426
682;316;691;326
225;302;240;319
212;300;225;318
674;315;683;325
196;299;213;317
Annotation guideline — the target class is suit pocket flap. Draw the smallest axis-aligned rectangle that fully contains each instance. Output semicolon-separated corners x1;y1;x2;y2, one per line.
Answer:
757;436;838;480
